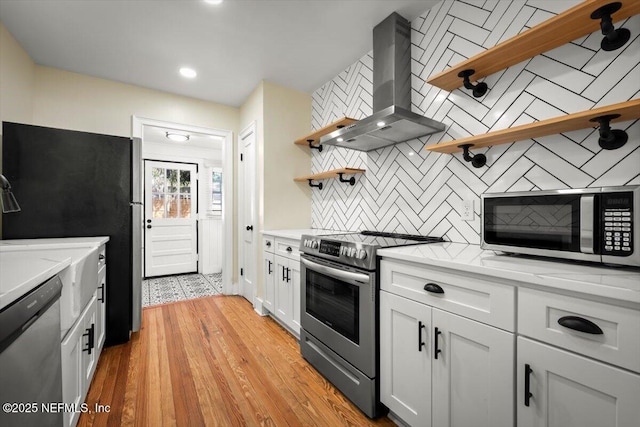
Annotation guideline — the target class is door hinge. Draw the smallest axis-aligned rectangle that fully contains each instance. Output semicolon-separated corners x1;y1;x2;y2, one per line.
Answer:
240;153;243;161
240;268;244;276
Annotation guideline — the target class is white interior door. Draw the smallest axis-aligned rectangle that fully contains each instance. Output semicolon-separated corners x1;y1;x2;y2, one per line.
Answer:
240;126;256;303
144;160;198;277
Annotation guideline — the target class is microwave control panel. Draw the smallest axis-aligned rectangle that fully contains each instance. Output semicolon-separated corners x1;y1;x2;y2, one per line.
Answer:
601;192;633;256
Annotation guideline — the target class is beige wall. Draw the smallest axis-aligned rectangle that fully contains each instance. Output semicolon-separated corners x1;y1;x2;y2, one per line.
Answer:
262;81;311;231
32;66;239;138
240;80;311;302
0;23;35;127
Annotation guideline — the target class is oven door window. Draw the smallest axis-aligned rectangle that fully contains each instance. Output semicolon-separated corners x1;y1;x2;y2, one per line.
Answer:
306;269;359;344
484;195;581;251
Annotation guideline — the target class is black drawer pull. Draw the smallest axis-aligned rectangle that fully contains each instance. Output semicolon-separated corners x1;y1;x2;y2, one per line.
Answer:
558;316;603;335
286;246;292;252
268;260;272;275
418;321;426;352
266;241;271;247
424;283;444;294
524;364;533;407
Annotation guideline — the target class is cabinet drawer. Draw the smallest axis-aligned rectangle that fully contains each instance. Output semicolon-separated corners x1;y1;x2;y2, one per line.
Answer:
275;238;300;261
518;287;640;373
380;259;515;331
263;236;275;254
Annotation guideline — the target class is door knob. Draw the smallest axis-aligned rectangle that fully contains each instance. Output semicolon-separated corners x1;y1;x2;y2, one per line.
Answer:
147;225;152;229
246;225;253;231
146;219;152;223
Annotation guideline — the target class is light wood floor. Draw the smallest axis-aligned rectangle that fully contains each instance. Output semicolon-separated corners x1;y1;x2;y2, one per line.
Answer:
78;295;395;426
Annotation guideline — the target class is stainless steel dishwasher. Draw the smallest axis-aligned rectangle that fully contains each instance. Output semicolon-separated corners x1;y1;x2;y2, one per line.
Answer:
0;275;63;427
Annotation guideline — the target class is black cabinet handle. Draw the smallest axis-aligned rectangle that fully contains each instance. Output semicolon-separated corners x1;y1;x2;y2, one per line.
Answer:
266;241;271;247
434;327;442;359
82;324;95;355
286;267;291;283
98;284;105;303
418;321;426;352
268;260;272;275
424;283;444;294
246;225;253;231
99;254;105;261
557;316;603;334
524;364;533;407
282;266;286;281
286;246;292;252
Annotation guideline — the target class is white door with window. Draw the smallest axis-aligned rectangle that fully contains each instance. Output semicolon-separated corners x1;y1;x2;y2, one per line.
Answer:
239;125;256;303
144;161;198;277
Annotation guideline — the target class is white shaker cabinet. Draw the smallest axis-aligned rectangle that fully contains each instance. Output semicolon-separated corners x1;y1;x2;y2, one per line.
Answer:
517;337;640;427
61;294;97;427
60;243;107;427
263;234;301;337
379;259;515;427
380;291;432;427
517;288;640;427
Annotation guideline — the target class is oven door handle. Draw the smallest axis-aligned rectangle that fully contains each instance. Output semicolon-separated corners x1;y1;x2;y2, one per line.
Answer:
301;257;370;284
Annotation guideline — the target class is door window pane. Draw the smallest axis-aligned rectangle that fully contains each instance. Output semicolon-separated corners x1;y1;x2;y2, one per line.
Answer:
152;194;165;218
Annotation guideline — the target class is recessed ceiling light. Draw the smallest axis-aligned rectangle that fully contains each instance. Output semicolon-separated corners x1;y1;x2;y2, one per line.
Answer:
179;67;197;78
166;132;190;142
204;0;223;5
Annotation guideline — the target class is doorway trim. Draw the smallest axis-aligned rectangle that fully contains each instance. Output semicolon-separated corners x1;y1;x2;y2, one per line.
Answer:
132;116;234;294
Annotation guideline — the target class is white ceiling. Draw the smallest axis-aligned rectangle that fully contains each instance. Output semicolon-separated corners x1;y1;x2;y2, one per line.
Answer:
0;0;439;107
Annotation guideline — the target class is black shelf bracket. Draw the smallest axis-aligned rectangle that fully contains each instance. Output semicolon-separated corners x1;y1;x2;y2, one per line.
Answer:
459;144;487;168
589;114;628;150
591;2;631;52
337;173;356;186
307;179;323;190
458;69;488;98
307;139;323;152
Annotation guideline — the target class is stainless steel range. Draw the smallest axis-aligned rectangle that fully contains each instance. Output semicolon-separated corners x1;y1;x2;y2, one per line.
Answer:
299;231;443;418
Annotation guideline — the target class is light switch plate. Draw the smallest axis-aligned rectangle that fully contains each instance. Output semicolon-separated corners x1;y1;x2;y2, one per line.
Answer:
462;199;474;221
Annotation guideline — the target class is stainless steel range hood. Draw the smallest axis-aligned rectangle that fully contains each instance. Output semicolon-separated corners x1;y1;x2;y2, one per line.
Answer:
320;12;445;152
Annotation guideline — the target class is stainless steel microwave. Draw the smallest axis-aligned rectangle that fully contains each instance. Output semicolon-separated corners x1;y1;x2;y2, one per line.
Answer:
481;186;639;267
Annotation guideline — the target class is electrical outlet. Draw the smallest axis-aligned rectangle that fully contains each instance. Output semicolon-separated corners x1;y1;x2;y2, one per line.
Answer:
462;199;474;221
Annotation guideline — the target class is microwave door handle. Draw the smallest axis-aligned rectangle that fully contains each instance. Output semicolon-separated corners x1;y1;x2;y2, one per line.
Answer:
301;257;370;285
580;195;595;254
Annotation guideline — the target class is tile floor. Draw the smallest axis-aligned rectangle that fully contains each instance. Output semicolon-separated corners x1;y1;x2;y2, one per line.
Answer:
142;272;223;307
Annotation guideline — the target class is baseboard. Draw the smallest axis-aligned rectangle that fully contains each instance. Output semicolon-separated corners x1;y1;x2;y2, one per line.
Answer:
254;297;269;316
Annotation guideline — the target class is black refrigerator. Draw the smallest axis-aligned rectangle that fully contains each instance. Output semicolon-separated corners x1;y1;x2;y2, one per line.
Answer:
2;122;142;346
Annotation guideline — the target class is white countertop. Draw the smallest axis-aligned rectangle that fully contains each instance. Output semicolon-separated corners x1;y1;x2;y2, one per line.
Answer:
0;237;109;312
0;251;71;310
262;229;345;240
378;243;640;305
0;236;109;250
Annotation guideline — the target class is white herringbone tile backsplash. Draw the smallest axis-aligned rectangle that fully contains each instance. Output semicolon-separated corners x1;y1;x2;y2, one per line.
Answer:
310;0;640;244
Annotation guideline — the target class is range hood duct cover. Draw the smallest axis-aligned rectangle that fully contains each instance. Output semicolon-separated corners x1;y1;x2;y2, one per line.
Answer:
321;12;445;152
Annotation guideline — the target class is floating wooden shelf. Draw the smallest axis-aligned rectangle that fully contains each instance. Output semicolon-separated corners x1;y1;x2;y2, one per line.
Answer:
425;99;640;154
294;117;357;147
294;168;365;182
427;0;640;92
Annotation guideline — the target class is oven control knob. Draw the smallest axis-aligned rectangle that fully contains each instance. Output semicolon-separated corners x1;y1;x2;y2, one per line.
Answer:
303;239;309;247
356;250;367;260
311;240;319;249
349;247;357;257
341;246;348;256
